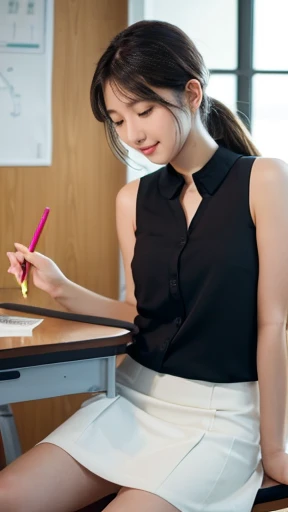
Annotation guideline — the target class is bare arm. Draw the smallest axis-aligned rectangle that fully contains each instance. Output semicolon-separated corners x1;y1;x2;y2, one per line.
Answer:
52;180;140;322
9;180;140;323
251;157;288;483
52;280;136;322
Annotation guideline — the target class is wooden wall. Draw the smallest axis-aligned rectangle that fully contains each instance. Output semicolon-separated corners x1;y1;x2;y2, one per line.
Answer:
0;0;127;454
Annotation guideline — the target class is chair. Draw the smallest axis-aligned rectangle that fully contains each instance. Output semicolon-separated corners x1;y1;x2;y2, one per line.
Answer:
252;474;288;511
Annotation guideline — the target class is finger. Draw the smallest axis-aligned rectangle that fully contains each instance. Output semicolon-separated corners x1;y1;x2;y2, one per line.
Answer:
14;243;35;264
7;252;15;267
6;259;22;283
7;252;23;273
7;251;22;263
14;274;21;286
14;242;29;253
14;251;25;264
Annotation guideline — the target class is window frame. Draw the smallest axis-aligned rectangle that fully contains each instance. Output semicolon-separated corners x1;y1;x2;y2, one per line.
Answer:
128;0;288;132
210;0;288;130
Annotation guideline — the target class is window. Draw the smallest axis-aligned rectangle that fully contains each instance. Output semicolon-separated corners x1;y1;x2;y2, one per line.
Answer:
252;0;288;159
128;0;288;167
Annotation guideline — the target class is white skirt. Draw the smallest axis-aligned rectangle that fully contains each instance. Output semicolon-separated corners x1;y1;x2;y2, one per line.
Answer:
40;356;263;512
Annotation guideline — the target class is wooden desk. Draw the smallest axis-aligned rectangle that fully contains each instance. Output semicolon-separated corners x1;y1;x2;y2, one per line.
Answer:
0;304;133;405
0;303;134;464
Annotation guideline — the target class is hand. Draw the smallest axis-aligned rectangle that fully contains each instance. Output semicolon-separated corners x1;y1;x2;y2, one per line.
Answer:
7;243;68;298
262;451;288;485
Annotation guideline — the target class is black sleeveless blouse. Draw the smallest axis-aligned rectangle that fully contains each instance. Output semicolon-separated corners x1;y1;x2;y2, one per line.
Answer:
127;146;259;383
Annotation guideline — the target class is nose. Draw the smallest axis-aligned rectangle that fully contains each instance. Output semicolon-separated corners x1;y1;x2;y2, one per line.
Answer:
125;118;146;147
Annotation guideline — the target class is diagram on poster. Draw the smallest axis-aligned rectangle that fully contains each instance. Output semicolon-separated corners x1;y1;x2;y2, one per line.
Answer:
0;0;54;165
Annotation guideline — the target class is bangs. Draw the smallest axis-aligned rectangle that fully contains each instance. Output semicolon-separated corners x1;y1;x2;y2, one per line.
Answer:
90;50;186;168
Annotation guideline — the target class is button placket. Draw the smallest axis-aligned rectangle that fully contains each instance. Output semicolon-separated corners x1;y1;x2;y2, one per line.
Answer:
160;339;170;351
175;317;182;327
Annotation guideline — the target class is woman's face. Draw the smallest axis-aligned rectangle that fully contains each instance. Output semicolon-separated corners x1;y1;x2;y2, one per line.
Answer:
104;81;192;165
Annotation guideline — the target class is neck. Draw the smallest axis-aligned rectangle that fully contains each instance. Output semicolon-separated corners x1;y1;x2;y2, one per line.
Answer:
170;120;218;185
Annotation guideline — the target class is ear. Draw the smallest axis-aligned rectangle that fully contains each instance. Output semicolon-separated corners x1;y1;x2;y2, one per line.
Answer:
185;79;202;111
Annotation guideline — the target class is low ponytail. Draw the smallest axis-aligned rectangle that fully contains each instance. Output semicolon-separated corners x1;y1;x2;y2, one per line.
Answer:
203;96;261;157
90;20;261;160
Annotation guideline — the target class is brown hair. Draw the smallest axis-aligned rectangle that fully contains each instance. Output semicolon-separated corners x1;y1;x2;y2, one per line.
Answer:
90;20;261;163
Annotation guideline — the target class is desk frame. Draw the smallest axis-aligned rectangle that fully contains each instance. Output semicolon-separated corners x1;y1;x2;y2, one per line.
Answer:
0;303;135;464
0;355;117;406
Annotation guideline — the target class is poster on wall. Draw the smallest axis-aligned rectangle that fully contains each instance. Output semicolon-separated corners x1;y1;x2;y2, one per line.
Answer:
0;0;53;166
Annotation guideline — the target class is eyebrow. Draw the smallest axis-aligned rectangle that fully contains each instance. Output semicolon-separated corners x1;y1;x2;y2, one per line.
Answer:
106;99;141;115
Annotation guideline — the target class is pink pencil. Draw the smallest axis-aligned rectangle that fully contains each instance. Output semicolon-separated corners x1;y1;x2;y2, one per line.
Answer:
20;207;50;297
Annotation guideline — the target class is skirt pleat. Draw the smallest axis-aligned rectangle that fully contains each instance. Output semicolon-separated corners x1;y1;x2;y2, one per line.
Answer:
39;356;263;511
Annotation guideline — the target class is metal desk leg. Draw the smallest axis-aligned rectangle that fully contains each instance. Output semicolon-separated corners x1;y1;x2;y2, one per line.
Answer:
0;404;22;465
106;356;117;398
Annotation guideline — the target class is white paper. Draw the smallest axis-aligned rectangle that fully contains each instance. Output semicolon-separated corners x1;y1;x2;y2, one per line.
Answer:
0;315;43;336
0;0;54;165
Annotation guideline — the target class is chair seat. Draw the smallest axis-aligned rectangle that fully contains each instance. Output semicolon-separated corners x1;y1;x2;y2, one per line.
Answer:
252;474;288;511
254;483;288;505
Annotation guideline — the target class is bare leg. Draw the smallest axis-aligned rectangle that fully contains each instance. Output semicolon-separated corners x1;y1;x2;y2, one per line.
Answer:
0;443;121;512
103;488;180;512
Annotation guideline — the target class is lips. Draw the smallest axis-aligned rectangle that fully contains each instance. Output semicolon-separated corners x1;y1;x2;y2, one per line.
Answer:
139;142;159;155
140;144;156;150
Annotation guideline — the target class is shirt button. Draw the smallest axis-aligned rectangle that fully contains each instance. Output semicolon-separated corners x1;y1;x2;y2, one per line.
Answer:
175;317;182;327
179;237;186;246
160;339;170;351
170;279;177;287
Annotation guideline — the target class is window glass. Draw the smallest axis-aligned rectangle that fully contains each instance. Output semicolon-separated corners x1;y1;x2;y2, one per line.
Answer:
206;74;237;112
144;0;238;70
254;0;288;71
252;74;288;161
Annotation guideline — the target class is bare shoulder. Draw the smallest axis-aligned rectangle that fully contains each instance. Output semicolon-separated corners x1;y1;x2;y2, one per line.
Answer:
251;157;288;185
116;178;140;231
250;157;288;222
115;179;140;307
116;178;140;205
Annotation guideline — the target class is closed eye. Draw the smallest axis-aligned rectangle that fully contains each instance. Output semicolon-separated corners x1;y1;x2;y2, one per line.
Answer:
111;107;154;127
113;120;124;127
139;107;153;117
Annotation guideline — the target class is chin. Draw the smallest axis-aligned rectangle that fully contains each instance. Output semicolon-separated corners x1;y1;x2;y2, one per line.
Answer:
149;158;168;166
146;154;169;166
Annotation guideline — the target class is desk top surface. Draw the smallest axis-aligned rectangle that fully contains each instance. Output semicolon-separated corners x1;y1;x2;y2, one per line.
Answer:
0;305;132;370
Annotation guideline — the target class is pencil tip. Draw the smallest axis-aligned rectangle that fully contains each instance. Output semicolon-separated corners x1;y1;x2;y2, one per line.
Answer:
21;280;28;298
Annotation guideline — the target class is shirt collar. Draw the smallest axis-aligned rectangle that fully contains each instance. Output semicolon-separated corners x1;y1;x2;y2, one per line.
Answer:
158;146;242;199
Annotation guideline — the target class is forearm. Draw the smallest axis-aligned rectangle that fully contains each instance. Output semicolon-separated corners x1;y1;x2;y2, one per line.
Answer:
52;278;137;323
257;323;288;461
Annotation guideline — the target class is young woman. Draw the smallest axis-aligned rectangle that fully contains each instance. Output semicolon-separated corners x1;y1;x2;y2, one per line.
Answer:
3;20;288;512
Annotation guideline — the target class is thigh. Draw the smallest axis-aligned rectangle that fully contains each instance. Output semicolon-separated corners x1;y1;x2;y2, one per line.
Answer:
0;442;121;512
104;488;180;512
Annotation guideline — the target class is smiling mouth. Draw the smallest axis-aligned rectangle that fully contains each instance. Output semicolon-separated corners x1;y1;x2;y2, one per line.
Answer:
139;142;159;154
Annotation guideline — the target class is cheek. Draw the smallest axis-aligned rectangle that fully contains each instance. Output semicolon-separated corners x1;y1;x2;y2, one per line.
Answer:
158;116;179;143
